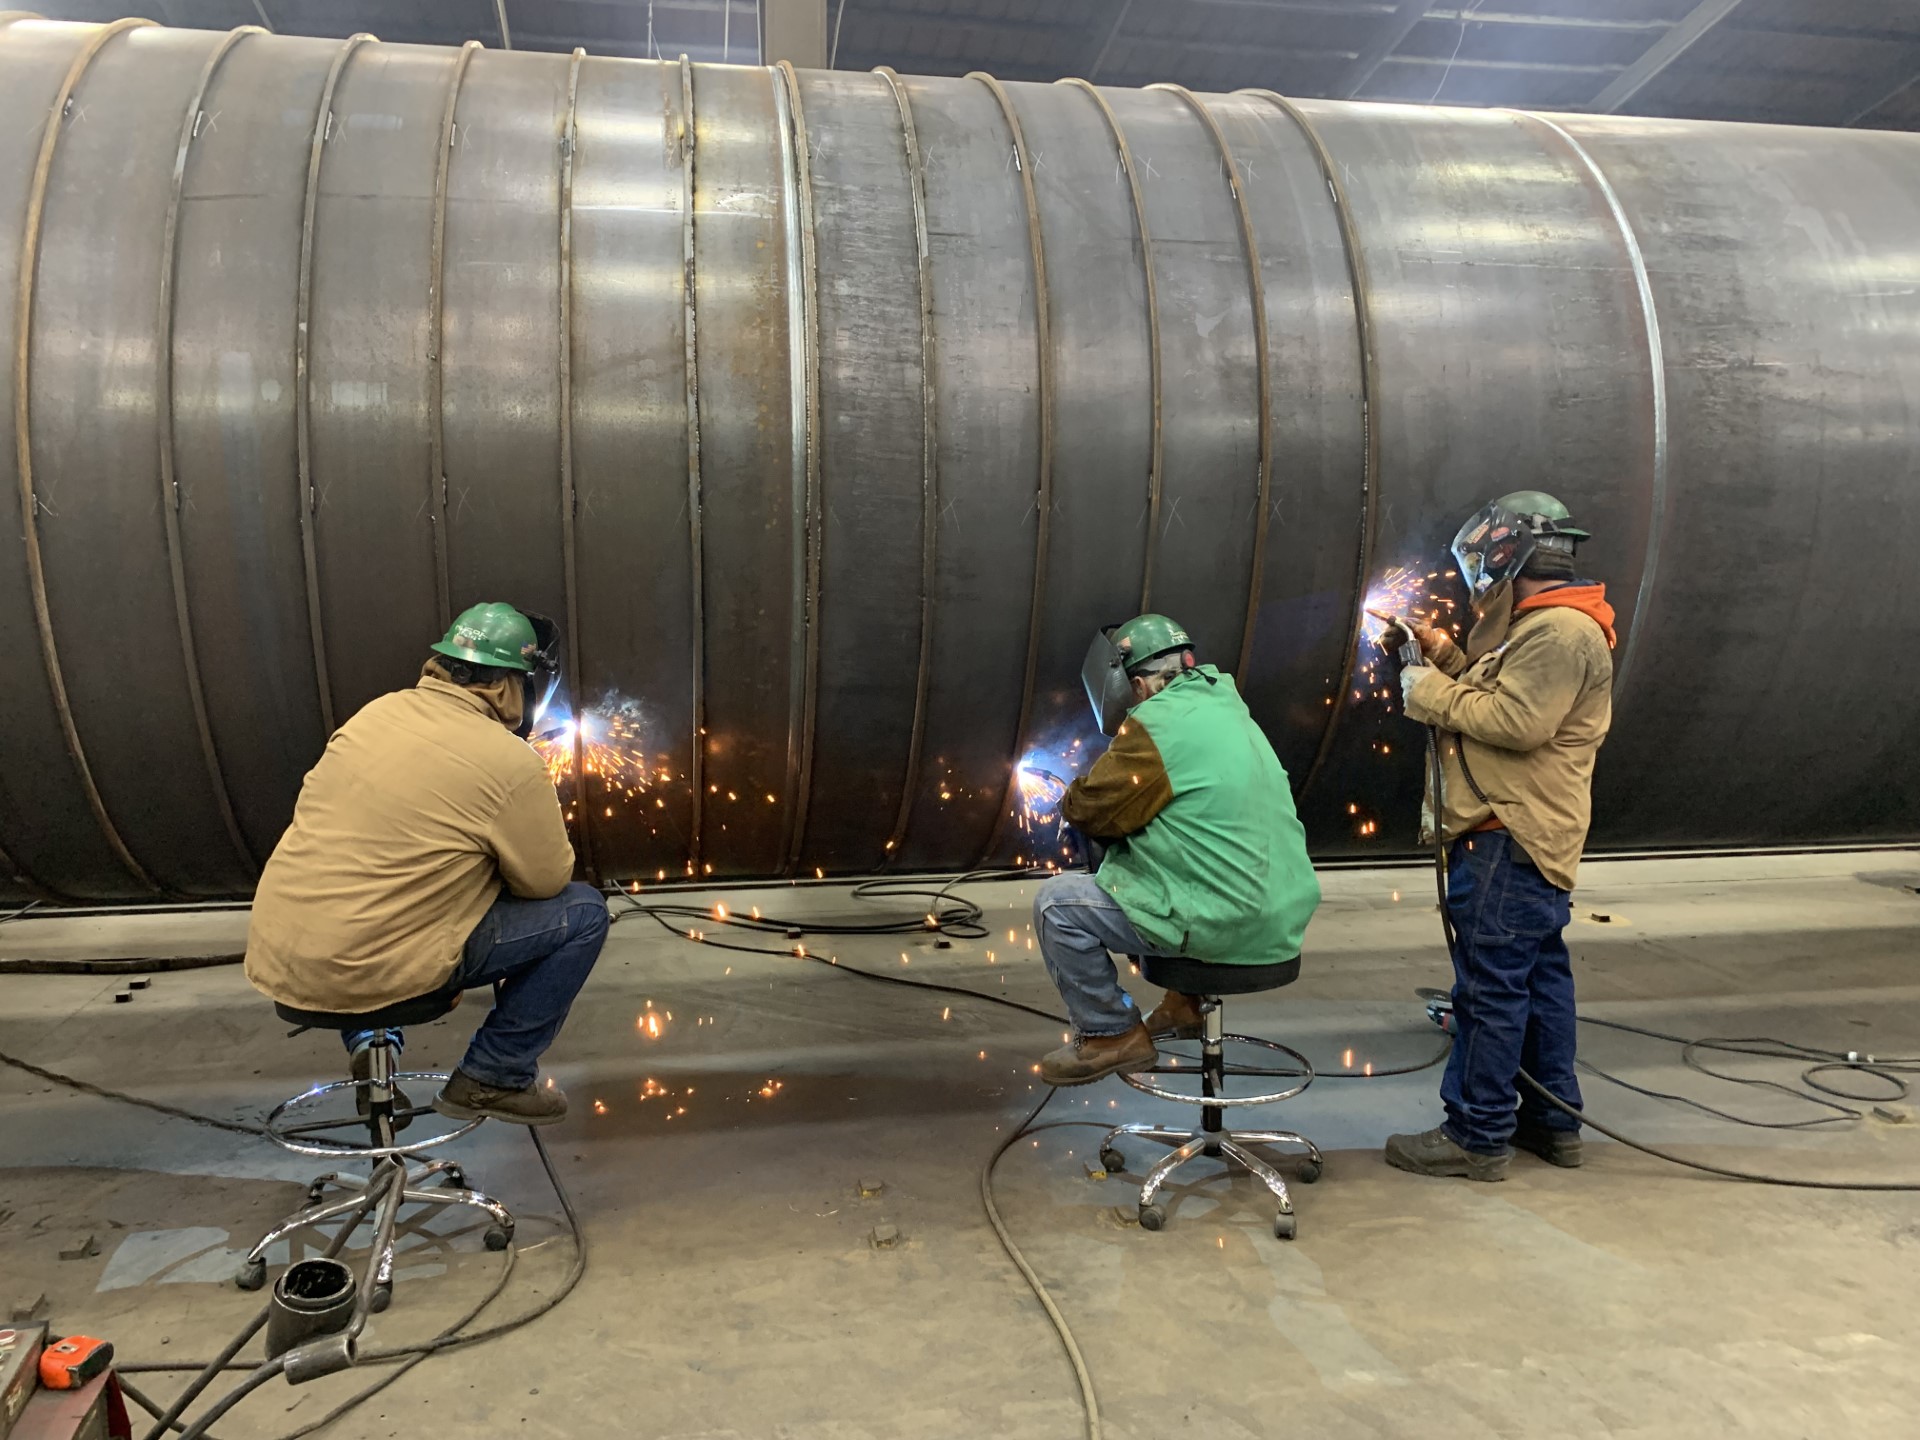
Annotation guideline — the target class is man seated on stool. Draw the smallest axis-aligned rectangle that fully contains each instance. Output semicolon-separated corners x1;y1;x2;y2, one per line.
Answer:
1032;614;1321;1086
245;602;608;1126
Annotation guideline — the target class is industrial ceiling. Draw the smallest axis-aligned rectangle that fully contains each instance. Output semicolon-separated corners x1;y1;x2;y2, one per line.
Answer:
23;0;1920;130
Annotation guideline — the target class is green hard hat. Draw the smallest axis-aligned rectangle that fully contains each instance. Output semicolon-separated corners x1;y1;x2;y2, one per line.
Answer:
1112;613;1193;673
1493;490;1590;542
431;602;538;672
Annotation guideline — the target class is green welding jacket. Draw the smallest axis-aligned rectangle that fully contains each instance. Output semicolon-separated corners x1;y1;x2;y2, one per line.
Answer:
1060;665;1319;965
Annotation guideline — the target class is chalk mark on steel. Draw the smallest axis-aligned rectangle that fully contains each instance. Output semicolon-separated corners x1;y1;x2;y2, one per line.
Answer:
1151;84;1273;683
157;23;266;878
874;66;939;869
1239;89;1379;800
775;60;824;878
294;32;377;738
680;55;707;875
1057;77;1163;614
1511;110;1667;700
969;71;1054;868
427;41;481;633
559;47;597;884
12;17;164;895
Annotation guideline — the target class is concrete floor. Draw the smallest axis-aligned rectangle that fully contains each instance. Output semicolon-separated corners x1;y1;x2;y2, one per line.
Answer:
4;850;1920;1439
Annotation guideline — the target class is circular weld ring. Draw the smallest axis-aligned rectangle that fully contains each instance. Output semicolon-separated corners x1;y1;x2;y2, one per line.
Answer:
13;16;165;896
294;31;378;738
1056;77;1163;614
265;1072;483;1159
158;25;267;881
1121;1034;1315;1107
872;65;938;869
774;59;824;878
1149;84;1273;683
1236;89;1380;801
967;70;1054;868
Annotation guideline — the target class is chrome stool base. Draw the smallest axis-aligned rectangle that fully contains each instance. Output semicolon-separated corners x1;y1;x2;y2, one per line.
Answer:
236;1034;513;1312
1103;998;1323;1240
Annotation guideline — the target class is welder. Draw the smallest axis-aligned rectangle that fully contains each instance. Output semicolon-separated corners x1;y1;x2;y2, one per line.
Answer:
245;602;607;1127
1030;614;1321;1085
1380;492;1615;1180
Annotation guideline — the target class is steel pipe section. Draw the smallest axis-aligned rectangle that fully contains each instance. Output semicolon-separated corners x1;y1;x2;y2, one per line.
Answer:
2;17;1916;901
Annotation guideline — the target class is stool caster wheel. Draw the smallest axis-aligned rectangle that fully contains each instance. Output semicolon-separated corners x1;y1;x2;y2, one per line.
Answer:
234;1258;267;1291
1138;1203;1166;1232
1099;1148;1126;1174
1273;1212;1297;1241
370;1284;392;1314
306;1182;328;1203
1297;1160;1322;1185
484;1225;512;1252
443;1167;467;1190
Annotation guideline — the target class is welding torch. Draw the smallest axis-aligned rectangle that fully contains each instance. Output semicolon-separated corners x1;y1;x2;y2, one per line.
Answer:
1367;608;1429;673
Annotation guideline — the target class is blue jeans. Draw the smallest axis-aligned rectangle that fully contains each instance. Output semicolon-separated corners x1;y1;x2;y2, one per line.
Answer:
1439;832;1583;1153
1034;871;1180;1037
345;881;610;1090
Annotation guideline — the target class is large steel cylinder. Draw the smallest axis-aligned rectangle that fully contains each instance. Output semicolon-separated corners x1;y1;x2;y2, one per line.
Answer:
2;17;1916;902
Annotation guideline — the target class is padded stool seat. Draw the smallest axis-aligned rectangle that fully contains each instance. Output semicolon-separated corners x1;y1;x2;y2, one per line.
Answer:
1141;954;1299;996
1101;952;1321;1240
274;989;459;1031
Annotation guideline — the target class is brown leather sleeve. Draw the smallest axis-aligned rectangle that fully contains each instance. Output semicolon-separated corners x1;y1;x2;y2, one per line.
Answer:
1060;721;1174;839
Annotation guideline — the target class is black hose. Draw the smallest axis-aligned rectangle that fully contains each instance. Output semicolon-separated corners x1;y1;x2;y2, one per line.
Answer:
174;1361;284;1440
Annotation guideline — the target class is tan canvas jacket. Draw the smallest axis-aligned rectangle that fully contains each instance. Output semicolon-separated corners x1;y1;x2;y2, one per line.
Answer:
245;666;575;1012
1403;605;1613;891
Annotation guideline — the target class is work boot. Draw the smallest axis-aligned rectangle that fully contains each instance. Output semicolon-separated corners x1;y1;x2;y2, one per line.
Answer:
1143;990;1206;1041
350;1046;413;1135
1039;1023;1158;1087
434;1069;569;1127
1384;1125;1509;1182
1512;1120;1584;1168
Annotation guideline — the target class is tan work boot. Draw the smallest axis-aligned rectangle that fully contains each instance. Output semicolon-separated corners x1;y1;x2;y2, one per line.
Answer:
1143;990;1206;1040
1039;1023;1158;1087
434;1069;569;1126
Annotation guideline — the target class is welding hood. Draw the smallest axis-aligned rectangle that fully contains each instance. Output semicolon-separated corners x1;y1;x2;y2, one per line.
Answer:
1082;628;1134;737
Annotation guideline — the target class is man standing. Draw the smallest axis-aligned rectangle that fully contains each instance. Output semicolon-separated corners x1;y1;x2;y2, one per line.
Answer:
246;602;607;1126
1031;614;1321;1086
1383;492;1615;1180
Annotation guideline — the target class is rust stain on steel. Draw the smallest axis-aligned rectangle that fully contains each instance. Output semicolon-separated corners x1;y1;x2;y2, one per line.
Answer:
1149;84;1273;684
680;55;708;875
969;70;1055;868
1239;89;1379;801
558;47;598;883
873;65;939;868
293;32;377;738
156;23;267;878
12;16;165;895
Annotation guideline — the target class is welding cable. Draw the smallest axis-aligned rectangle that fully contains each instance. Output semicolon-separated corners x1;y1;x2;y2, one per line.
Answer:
0;899;40;925
981;1087;1102;1440
173;1360;285;1440
1580;1014;1919;1109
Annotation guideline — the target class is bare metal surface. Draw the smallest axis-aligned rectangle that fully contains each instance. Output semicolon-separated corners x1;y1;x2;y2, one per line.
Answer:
2;18;1918;899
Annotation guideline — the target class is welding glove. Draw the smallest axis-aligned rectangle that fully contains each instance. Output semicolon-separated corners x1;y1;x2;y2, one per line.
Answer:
1400;661;1441;713
1381;619;1449;662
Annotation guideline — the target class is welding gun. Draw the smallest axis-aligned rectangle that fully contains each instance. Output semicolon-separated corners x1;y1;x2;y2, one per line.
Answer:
1367;609;1428;671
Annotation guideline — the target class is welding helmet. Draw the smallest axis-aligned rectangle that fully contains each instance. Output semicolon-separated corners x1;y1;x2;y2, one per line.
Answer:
1450;492;1588;596
1081;613;1193;736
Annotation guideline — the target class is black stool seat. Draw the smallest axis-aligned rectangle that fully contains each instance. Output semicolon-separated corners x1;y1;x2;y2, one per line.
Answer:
274;990;458;1031
1142;954;1299;996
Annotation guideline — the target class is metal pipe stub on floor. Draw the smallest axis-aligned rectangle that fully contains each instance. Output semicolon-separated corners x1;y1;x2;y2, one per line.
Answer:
0;16;1917;902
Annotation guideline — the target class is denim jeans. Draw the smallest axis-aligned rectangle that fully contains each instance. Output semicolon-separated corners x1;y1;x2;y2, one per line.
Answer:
1439;831;1584;1153
344;881;610;1090
1034;871;1181;1037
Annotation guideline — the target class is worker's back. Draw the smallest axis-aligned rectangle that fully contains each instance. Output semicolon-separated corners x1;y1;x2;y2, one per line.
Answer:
245;671;573;1013
1095;666;1319;965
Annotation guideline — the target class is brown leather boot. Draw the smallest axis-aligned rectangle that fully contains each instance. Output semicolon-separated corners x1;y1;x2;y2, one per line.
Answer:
434;1069;569;1126
1039;1023;1158;1087
1143;990;1206;1040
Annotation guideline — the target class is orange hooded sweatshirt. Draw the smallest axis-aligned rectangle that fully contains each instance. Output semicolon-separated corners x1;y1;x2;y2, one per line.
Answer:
1514;582;1617;649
